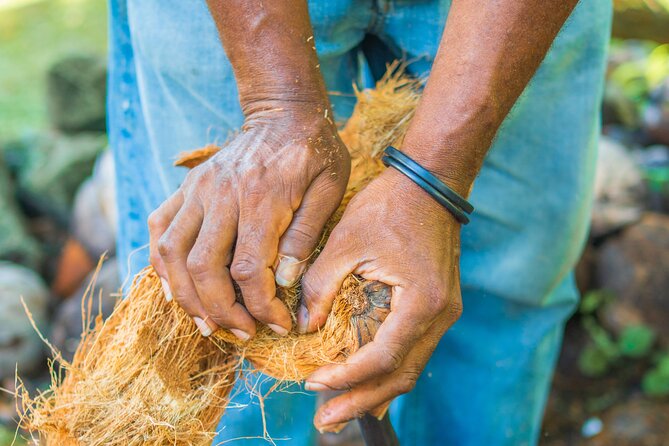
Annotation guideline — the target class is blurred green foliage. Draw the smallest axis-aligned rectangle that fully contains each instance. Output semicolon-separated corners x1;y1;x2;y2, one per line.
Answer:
578;320;658;378
0;0;107;141
618;325;656;358
606;41;669;127
577;291;669;397
0;425;25;446
642;354;669;397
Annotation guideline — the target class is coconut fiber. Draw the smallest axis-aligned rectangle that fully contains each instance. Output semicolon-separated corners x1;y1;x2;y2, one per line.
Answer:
19;66;421;445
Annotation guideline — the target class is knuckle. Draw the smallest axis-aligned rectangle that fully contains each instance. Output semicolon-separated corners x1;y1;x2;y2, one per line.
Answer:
186;252;210;279
230;255;263;283
147;211;164;231
427;294;448;314
397;372;418;394
206;305;232;326
424;286;449;314
149;251;162;268
377;348;403;375
300;273;323;305
173;294;194;315
244;298;271;320
450;297;464;320
284;222;318;246
157;237;176;260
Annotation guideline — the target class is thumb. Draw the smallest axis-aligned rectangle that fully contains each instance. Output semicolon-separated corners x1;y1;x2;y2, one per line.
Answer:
276;175;343;287
299;228;355;334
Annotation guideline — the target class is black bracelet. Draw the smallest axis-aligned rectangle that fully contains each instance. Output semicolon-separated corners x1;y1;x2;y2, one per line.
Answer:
385;146;474;213
382;147;474;225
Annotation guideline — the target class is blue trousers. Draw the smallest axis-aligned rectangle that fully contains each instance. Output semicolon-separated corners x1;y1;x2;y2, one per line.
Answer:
108;1;611;444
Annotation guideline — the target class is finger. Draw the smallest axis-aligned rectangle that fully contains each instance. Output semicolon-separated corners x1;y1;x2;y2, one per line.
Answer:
159;203;217;335
314;378;396;431
314;324;444;430
306;288;439;390
231;206;293;336
299;226;359;333
188;212;256;340
369;400;392;420
148;192;184;297
275;174;343;287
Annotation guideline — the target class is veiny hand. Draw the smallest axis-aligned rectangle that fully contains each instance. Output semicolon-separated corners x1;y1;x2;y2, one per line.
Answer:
148;104;350;340
300;168;463;432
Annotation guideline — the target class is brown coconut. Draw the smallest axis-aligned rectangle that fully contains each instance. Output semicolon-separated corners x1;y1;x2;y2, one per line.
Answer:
19;65;421;445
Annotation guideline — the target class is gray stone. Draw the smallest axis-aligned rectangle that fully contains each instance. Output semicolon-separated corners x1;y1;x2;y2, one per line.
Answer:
0;153;42;269
0;262;49;379
71;150;117;258
46;54;106;133
18;131;107;216
596;213;669;343
591;137;647;237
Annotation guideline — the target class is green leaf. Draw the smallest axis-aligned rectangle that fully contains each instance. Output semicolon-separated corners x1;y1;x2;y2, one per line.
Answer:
579;290;609;314
646;44;669;88
642;368;669;397
579;344;612;377
582;316;620;360
618;325;656;358
657;355;669;375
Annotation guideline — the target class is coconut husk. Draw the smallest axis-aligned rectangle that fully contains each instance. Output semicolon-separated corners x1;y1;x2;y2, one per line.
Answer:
19;65;421;445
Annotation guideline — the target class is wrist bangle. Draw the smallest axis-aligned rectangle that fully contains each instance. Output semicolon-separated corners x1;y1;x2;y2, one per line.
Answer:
382;146;474;225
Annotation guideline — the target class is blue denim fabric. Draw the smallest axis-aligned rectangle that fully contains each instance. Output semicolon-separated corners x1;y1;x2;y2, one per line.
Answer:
108;1;612;444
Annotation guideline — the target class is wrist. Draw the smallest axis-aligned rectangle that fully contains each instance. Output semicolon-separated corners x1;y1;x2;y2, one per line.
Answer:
400;88;500;198
380;168;463;228
240;88;333;123
241;94;335;130
399;138;480;199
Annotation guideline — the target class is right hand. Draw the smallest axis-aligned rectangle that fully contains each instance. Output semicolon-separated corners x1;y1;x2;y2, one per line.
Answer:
148;102;350;340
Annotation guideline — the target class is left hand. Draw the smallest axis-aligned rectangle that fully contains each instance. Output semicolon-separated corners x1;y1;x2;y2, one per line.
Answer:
300;167;464;432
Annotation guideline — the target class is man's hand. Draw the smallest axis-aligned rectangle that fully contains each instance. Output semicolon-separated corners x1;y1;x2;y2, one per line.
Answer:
149;107;350;339
300;168;463;432
298;0;580;428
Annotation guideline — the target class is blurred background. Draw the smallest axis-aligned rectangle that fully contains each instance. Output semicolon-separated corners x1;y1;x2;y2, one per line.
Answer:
0;0;668;445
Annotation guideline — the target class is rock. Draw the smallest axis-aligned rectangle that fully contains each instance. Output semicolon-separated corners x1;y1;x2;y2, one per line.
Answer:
589;395;669;446
592;137;647;237
46;54;106;133
71;149;117;258
17;131;107;217
52;150;116;298
92;149;117;236
596;213;669;343
0;153;42;269
0;262;49;379
51;259;120;362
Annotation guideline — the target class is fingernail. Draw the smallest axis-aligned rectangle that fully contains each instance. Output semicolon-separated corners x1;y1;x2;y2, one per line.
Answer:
370;401;392;420
160;278;172;302
193;317;213;337
297;305;309;334
305;381;330;392
275;256;305;287
268;323;289;336
230;328;251;341
318;422;348;434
